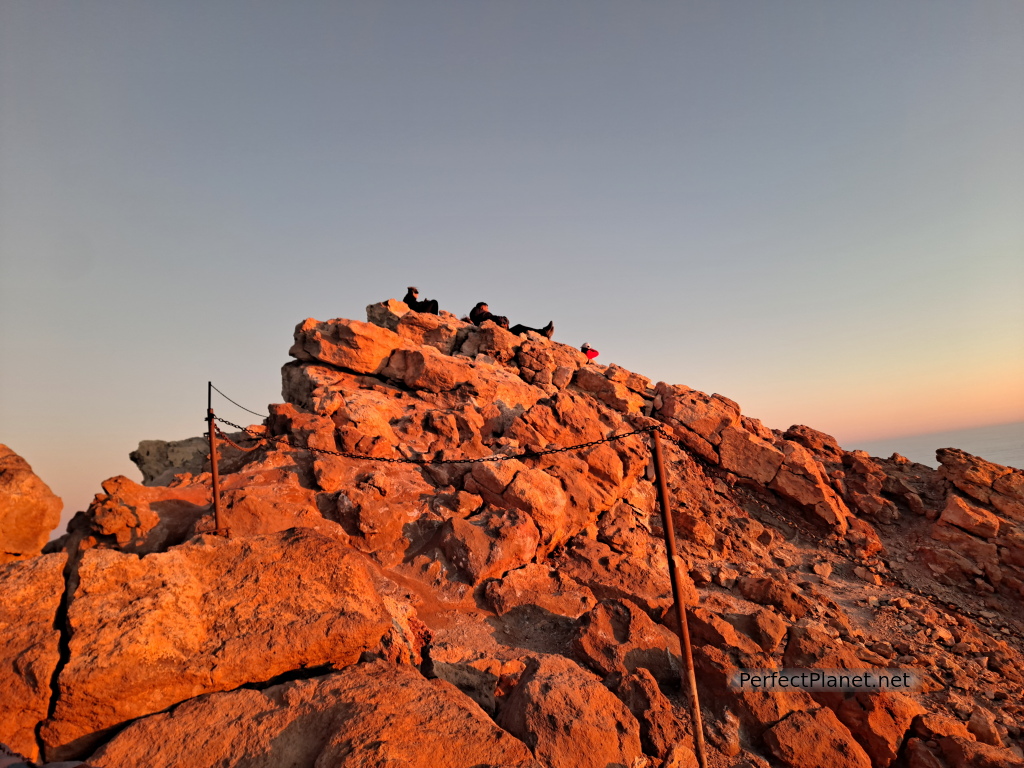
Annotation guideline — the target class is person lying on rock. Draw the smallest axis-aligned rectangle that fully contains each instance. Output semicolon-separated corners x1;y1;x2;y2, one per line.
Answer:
403;286;439;314
470;302;553;338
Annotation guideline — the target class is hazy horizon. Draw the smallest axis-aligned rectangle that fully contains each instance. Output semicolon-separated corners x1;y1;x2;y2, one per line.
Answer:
2;2;1022;529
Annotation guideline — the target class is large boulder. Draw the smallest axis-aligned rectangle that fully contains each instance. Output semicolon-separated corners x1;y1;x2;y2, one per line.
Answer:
652;384;740;462
937;448;1021;509
763;707;872;768
0;444;62;562
75;475;211;554
87;660;537;768
40;529;392;761
393;310;464;354
497;654;643;768
770;442;852;533
939;494;1001;539
718;426;785;484
464;460;570;552
573;367;645;414
616;668;690;760
0;552;67;762
835;691;926;768
439;507;540;584
289;317;405;374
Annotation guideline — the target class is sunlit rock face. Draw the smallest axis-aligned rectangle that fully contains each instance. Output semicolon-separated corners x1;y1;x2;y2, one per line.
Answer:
3;302;1023;768
0;552;67;763
0;444;62;563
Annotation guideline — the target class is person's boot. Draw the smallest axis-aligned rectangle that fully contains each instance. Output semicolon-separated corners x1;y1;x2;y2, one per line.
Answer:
542;321;554;339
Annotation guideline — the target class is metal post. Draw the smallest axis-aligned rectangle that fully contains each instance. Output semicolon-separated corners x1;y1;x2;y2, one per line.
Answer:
650;427;708;768
207;382;225;536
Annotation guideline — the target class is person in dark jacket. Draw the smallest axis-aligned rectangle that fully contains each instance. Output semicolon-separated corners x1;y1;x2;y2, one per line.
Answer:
404;287;439;314
581;343;599;361
469;302;552;338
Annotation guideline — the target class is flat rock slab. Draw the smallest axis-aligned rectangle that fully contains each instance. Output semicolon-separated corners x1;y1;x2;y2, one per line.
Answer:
87;661;538;768
0;552;67;763
41;529;391;761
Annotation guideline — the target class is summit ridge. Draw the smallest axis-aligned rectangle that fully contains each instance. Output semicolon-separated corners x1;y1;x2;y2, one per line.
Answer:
1;299;1022;767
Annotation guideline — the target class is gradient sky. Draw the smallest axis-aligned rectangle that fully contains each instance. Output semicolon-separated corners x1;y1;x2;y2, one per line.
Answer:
2;1;1022;529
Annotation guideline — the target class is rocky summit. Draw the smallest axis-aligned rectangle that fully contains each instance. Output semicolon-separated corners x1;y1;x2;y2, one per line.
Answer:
2;299;1023;768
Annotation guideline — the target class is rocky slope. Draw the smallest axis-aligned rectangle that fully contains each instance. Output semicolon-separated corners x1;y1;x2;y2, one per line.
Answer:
2;299;1023;768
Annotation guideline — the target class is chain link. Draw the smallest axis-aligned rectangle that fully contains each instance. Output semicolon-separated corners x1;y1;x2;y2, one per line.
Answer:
212;414;667;465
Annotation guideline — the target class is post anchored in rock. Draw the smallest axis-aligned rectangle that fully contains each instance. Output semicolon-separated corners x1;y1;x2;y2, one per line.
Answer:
206;381;229;537
649;426;707;768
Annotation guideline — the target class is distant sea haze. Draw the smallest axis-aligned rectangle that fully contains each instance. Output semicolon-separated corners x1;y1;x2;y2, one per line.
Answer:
853;421;1024;470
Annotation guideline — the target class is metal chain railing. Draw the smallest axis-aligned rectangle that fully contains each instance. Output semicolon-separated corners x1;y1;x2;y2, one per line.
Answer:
203;381;707;765
211;413;660;465
210;383;269;418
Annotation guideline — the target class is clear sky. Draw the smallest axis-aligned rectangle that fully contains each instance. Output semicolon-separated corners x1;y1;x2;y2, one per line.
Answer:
2;1;1022;529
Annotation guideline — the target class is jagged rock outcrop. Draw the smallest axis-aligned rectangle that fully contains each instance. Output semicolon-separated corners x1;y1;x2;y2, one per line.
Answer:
129;436;209;486
2;302;1023;768
0;444;62;562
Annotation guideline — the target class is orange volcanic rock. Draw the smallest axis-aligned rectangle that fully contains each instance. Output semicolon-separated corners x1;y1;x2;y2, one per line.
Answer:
552;535;688;618
834;691;926;768
770;441;853;533
842;452;899;523
0;444;62;562
617;667;692;760
72;474;210;553
364;297;410;331
10;303;1023;766
692;643;815;739
0;552;66;762
41;529;392;760
87;660;538;768
497;654;643;768
719;425;785;484
484;562;598;619
762;707;872;768
936;735;1024;768
571;598;682;684
289;316;406;374
573;365;646;414
439;507;540;583
940;494;1001;538
652;383;740;462
393;309;463;354
938;448;1021;507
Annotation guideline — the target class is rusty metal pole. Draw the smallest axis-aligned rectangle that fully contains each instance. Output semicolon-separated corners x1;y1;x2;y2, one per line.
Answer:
207;382;224;535
650;427;708;768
